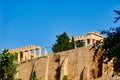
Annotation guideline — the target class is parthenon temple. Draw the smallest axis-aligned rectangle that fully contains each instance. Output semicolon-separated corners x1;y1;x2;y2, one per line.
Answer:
9;45;48;62
71;32;104;46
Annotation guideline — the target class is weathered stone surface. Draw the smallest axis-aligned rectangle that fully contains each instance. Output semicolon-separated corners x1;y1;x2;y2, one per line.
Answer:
60;57;68;80
18;46;97;80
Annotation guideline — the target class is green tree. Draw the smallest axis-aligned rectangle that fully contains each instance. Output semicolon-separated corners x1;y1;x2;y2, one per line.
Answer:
75;40;85;48
52;32;74;53
70;37;75;49
91;10;120;76
0;49;18;80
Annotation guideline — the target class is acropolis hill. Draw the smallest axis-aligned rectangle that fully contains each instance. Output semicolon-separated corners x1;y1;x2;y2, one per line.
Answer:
10;32;104;63
10;32;120;80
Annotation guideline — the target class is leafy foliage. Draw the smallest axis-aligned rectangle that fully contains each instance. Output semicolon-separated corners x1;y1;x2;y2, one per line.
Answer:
52;32;74;53
91;10;120;74
33;71;37;80
114;10;120;23
0;49;18;80
70;37;75;49
32;70;43;80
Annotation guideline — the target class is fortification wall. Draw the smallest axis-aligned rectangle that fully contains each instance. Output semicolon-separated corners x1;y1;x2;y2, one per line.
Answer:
18;46;96;80
18;60;33;80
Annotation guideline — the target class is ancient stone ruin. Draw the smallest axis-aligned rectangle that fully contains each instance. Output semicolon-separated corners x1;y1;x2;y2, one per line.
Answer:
9;32;119;80
70;32;104;46
9;45;48;62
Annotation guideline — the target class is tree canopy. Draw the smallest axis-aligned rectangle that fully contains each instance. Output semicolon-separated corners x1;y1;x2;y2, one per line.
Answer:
0;49;18;80
91;10;120;75
52;32;85;53
52;32;75;53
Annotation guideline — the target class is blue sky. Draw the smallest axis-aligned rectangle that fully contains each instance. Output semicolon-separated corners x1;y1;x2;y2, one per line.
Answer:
0;0;120;53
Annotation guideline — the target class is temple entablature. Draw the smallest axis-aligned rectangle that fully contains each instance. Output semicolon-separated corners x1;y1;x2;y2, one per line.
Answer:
70;32;104;46
9;45;48;63
10;45;41;52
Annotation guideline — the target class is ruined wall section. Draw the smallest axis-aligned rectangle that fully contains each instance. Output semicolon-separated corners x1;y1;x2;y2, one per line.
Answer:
34;57;48;80
19;57;48;80
77;47;95;80
19;61;33;80
47;54;60;80
53;49;79;80
67;49;78;80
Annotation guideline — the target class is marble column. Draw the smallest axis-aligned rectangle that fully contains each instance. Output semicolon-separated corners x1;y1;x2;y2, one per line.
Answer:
24;51;27;60
85;39;88;46
33;49;36;58
90;39;93;45
22;52;25;61
44;48;48;56
26;51;30;60
38;48;42;57
18;52;20;63
28;50;31;59
74;41;77;49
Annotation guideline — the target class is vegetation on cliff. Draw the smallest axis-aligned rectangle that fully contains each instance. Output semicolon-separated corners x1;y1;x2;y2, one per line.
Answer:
54;54;61;80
